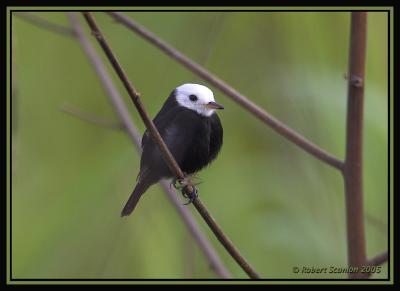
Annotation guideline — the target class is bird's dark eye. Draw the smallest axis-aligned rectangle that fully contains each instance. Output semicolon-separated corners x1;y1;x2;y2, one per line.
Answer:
189;94;198;102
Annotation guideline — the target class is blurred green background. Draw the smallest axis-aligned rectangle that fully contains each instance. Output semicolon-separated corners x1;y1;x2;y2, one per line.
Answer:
11;11;389;279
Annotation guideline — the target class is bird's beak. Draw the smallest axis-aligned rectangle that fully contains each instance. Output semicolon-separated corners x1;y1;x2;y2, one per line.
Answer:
206;101;224;110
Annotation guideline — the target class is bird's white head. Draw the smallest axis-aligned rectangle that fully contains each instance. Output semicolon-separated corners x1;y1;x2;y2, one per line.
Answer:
175;83;224;117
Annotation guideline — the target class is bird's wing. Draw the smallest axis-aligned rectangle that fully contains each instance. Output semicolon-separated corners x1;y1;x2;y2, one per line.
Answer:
141;104;180;149
140;107;205;174
141;93;179;149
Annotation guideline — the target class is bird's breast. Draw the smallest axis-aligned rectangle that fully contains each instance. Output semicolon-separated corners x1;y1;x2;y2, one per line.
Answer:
179;117;212;174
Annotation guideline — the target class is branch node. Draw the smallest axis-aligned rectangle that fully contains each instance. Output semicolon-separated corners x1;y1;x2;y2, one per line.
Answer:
91;30;102;40
350;75;363;88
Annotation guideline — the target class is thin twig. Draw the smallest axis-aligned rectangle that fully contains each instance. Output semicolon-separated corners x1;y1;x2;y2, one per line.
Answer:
343;12;368;279
196;13;227;67
367;251;388;267
61;103;124;130
14;12;75;36
82;12;260;279
108;11;343;171
366;251;388;278
67;12;231;279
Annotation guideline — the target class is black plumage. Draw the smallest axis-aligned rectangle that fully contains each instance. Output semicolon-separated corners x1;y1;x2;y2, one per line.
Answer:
121;85;223;216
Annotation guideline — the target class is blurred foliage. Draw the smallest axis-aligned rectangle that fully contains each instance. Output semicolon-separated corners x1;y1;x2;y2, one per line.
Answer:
11;11;388;279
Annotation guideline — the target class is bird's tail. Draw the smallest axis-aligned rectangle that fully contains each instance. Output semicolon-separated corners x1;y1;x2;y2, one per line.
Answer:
121;174;154;217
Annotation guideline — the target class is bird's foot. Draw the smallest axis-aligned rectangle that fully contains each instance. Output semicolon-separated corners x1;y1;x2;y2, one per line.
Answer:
183;186;198;205
170;177;181;189
171;173;192;190
170;174;199;205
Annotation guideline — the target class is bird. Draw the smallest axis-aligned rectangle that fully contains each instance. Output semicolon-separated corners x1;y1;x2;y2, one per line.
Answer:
121;83;224;217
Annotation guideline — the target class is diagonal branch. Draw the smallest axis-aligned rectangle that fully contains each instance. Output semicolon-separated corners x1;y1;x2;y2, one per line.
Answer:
343;12;368;279
82;11;260;279
107;11;343;171
366;251;388;278
367;251;388;267
67;12;231;279
14;12;75;36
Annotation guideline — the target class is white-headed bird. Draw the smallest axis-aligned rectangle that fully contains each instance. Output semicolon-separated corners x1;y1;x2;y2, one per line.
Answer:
121;83;224;216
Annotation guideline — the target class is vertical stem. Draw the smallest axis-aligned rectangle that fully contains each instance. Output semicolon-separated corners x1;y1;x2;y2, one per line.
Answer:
343;12;368;279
